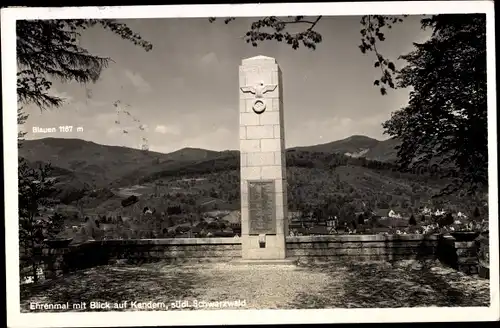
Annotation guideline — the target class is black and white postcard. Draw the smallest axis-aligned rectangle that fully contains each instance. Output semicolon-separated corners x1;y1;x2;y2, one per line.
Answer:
2;1;498;327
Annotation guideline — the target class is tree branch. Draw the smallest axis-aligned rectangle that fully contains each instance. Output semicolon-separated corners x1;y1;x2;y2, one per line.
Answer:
307;15;323;30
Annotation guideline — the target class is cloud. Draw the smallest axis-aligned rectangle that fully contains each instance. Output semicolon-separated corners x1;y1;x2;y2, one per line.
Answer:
124;69;152;93
154;124;181;135
200;52;219;66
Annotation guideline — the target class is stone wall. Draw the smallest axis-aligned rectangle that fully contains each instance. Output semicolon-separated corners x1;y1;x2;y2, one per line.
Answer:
286;234;440;262
41;238;242;279
437;234;480;274
39;233;483;280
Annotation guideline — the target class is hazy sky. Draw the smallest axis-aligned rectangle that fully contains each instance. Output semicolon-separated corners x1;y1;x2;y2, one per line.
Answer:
23;15;431;153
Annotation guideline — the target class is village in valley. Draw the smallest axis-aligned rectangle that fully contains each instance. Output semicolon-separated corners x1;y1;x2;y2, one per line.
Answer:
45;166;488;244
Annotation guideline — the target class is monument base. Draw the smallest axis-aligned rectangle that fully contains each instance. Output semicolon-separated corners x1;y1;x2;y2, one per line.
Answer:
241;235;286;260
231;258;296;266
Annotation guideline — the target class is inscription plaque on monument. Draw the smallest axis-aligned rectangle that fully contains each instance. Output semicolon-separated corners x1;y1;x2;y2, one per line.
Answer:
248;181;276;235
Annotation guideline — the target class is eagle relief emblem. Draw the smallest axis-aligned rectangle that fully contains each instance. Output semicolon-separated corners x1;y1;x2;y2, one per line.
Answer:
240;81;277;114
240;81;277;98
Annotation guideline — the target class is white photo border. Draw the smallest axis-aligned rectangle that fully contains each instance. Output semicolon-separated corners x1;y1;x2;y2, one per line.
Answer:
2;2;498;327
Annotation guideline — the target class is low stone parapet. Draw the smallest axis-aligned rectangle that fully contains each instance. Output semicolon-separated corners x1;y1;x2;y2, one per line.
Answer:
38;233;486;280
285;234;440;262
41;238;242;279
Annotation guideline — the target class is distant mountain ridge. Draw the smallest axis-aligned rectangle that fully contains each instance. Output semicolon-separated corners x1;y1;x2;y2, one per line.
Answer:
18;136;401;189
291;135;400;161
22;135;399;162
291;135;379;154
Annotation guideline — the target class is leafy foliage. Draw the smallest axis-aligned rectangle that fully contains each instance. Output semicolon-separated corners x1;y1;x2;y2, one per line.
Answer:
383;14;487;196
16;19;153;110
358;15;407;95
409;214;417;226
17;19;153;281
18;107;29;147
209;15;406;95
473;206;481;219
19;158;64;283
212;14;488;197
210;15;323;50
438;213;455;227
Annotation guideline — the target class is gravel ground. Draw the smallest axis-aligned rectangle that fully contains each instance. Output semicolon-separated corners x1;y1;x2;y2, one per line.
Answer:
20;259;490;312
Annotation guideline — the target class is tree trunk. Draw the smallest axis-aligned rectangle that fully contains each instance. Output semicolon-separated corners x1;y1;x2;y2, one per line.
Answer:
32;261;38;284
30;233;38;283
28;213;39;283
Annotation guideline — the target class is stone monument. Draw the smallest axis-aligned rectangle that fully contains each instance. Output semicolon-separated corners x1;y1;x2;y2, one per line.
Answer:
238;55;289;261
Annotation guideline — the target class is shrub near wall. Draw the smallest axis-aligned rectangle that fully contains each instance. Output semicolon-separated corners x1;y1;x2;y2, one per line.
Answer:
477;233;490;278
437;233;482;274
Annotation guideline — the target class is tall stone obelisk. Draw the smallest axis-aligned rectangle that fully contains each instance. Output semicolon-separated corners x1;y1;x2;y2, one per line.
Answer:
238;55;288;260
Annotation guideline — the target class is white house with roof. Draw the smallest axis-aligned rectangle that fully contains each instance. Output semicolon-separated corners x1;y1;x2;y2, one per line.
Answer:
388;209;402;218
434;209;446;216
